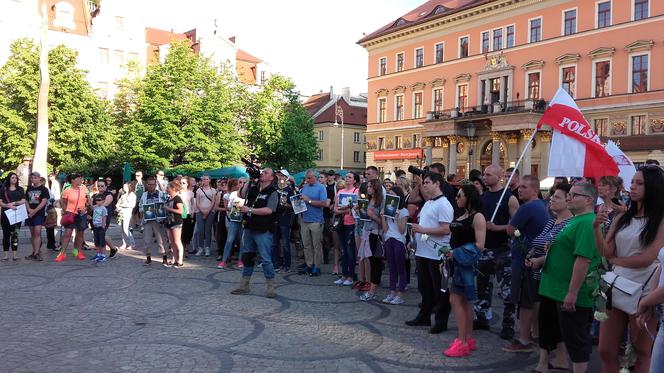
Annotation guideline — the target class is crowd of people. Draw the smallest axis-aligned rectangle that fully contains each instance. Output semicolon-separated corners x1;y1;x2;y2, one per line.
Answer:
2;157;664;371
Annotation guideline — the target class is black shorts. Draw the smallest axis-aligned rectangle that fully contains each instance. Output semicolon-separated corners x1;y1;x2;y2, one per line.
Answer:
511;266;539;309
538;296;563;351
556;301;593;363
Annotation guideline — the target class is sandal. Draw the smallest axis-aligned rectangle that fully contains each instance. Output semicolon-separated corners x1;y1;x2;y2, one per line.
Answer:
1;258;8;262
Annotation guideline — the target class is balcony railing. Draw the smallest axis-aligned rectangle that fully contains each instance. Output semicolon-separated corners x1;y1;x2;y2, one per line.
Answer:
426;99;547;122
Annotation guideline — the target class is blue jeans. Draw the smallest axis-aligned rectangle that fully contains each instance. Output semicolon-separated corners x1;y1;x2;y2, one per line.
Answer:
196;212;216;249
222;221;242;263
651;307;664;373
272;223;291;268
241;230;275;279
337;224;356;278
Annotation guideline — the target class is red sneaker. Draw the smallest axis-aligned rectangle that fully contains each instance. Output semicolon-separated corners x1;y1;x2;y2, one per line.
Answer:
237;260;244;269
217;261;226;269
76;251;86;261
444;338;470;357
55;251;66;262
360;282;372;291
468;338;476;351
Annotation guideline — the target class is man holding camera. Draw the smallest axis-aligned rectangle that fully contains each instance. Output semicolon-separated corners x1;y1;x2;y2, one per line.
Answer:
231;168;279;298
407;163;457;211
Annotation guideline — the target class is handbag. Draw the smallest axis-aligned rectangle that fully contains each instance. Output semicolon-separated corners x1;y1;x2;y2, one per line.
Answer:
602;266;659;315
60;187;81;227
332;214;343;232
44;207;58;228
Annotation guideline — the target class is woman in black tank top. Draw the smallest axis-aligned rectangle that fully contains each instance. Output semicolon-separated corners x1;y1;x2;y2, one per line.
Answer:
444;184;486;358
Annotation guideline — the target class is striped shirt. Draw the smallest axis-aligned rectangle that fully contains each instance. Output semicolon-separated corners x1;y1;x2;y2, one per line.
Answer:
531;217;571;280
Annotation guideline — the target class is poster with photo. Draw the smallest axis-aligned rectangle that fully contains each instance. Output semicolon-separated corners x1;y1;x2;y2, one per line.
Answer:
338;193;357;208
229;201;243;222
155;202;166;220
290;194;308;214
357;199;370;221
142;203;156;221
383;195;400;219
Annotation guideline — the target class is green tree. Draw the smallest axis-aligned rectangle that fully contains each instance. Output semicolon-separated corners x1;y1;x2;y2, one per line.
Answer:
120;41;246;172
0;38;116;173
246;75;318;171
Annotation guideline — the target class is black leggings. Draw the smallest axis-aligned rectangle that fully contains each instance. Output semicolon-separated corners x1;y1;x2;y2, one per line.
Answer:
369;234;384;285
1;213;20;252
181;216;195;246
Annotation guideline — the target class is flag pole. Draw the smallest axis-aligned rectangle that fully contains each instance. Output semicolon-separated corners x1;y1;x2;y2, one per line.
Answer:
490;127;539;222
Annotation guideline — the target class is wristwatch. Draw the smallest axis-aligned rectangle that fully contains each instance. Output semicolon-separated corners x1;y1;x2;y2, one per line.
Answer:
248;207;253;216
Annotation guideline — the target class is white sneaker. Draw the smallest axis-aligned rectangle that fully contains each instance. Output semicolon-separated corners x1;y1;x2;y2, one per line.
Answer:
334;278;344;285
342;279;353;286
204;247;210;256
390;295;405;305
195;248;204;256
382;294;396;303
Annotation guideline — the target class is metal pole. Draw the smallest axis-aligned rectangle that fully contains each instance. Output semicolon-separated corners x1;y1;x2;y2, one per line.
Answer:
340;114;344;170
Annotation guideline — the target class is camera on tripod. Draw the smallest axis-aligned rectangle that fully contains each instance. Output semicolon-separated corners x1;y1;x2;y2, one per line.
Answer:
242;157;261;179
408;165;430;177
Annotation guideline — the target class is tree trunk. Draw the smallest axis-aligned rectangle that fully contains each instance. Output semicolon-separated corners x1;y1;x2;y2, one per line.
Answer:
33;4;49;177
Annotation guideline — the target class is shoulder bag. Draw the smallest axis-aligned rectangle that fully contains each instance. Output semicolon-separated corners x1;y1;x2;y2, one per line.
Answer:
60;187;81;227
602;265;659;315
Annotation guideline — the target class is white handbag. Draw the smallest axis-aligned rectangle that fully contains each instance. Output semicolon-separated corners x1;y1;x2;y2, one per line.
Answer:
601;267;658;315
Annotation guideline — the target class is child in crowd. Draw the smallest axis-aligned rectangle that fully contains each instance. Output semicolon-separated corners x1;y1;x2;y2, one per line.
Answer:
91;195;108;262
381;186;409;305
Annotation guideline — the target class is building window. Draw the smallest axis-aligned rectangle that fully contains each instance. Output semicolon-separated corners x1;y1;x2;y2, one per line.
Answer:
631;115;646;135
634;0;649;20
562;66;576;98
378;97;387;123
395;136;403;149
353;151;360;163
396;53;404;72
564;9;577;35
459;36;469;58
96;82;108;99
413;134;420;148
318;130;324;141
597;1;611;28
527;72;540;100
595;61;610;97
506;25;515;48
435;43;444;64
377;137;384;150
379;57;387;76
492;28;503;51
114;16;124;32
457;84;468;112
395;95;404;121
317;149;323;161
415;48;424;68
433;88;444;112
529;18;542;43
413;92;423;118
128;52;139;63
481;31;489;53
113;50;124;66
53;1;75;30
99;48;109;64
363;152;366;162
632;55;648;93
353;132;360;143
594;118;609;137
260;71;267;85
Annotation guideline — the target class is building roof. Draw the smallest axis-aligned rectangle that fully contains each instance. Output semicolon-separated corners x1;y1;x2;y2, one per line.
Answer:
237;49;262;63
358;0;495;44
145;27;188;45
303;93;367;127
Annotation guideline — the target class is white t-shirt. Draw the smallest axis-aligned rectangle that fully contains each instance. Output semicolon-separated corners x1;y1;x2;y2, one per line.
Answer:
415;194;454;260
196;187;215;212
384;208;409;243
225;191;245;210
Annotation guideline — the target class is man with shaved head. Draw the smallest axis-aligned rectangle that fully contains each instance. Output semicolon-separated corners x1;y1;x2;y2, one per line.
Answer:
475;165;520;339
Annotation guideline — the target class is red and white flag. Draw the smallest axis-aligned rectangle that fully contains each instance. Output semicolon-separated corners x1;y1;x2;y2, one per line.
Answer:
537;88;619;180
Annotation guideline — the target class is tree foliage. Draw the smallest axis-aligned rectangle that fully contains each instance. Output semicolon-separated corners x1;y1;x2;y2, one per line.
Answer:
246;75;318;172
0;38;116;174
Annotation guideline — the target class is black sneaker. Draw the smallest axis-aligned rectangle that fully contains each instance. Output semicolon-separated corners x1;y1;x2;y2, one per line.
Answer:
473;319;491;331
144;256;152;266
500;326;515;340
298;266;312;275
25;254;36;261
109;247;118;259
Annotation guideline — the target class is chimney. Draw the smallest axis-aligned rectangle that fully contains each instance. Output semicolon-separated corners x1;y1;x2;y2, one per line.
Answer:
330;85;334;98
342;87;350;102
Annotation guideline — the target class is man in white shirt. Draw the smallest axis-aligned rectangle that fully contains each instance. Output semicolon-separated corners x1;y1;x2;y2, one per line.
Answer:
46;173;62;251
407;172;454;334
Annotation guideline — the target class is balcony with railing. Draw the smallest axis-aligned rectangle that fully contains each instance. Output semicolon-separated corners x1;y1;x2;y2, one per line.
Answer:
425;99;548;122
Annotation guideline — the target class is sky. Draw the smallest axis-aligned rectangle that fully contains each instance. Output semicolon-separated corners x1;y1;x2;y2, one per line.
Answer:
140;0;422;97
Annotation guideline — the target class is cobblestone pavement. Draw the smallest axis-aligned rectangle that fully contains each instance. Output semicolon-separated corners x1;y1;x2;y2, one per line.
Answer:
0;224;601;372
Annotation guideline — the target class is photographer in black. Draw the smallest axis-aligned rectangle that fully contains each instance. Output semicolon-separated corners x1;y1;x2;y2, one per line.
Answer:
406;162;457;212
230;165;279;298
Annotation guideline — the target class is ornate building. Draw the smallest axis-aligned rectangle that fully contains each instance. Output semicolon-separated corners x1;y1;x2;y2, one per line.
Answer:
359;0;664;178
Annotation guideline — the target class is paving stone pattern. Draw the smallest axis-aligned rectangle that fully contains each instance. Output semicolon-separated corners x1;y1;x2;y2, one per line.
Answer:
0;224;544;372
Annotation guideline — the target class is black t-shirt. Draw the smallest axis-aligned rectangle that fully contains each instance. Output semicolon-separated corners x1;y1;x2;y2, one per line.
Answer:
94;190;114;215
276;186;295;224
324;183;336;218
482;188;513;250
1;186;25;211
450;213;477;249
166;195;183;227
510;186;523;205
26;185;50;216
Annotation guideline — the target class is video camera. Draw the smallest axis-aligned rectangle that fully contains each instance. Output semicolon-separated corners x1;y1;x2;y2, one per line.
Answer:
242;157;261;180
407;165;430;177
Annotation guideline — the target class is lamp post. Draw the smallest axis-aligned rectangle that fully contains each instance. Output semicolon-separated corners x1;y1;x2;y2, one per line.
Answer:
464;122;477;171
334;99;345;170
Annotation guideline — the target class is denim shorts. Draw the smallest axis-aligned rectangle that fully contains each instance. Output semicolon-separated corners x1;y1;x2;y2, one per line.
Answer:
92;226;106;247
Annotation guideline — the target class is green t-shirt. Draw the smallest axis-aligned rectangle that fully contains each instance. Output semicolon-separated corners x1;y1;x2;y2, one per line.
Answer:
539;212;599;308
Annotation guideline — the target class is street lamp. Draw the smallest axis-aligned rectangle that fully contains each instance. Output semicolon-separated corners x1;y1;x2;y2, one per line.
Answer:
464;122;477;171
334;98;345;170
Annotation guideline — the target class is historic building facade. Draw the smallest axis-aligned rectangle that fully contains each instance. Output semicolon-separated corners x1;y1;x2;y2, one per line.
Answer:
359;0;664;178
